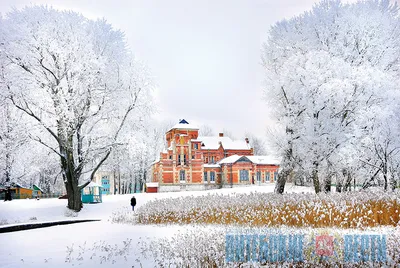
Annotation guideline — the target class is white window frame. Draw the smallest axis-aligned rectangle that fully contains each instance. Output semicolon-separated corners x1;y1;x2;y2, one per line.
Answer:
265;172;270;182
240;170;249;182
210;171;215;183
180;170;186;183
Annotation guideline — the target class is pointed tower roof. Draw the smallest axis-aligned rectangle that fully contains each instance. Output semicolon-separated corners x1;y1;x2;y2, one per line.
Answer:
168;119;199;131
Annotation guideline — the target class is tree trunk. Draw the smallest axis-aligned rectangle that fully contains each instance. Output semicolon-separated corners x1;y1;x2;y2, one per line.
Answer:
274;146;294;194
113;170;117;195
3;104;12;184
390;173;396;191
118;171;121;194
5;151;11;183
275;169;289;194
324;176;331;193
343;170;352;192
312;162;321;194
336;181;342;192
61;146;82;211
324;162;333;193
383;163;388;191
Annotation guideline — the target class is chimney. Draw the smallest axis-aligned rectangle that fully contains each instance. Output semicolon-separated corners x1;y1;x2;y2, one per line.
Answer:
245;137;249;144
219;133;224;137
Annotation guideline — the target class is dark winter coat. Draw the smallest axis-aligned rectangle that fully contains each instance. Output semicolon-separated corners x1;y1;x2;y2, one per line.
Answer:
4;188;12;201
130;196;136;206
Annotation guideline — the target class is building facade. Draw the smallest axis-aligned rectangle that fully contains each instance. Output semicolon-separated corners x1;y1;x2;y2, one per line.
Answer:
149;119;280;192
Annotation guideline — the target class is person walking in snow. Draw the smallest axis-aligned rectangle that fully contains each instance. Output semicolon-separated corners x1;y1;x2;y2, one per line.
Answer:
130;195;136;211
4;188;12;201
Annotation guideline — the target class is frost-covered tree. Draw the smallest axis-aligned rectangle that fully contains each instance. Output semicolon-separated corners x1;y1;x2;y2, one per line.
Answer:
263;0;400;193
0;101;16;184
0;6;153;210
199;125;215;136
244;133;267;155
107;119;171;194
0;95;62;190
222;128;235;140
360;99;400;191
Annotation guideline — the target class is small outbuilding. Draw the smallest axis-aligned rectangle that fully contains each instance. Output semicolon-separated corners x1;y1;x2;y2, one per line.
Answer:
81;181;103;203
10;183;34;198
32;184;44;197
145;182;159;193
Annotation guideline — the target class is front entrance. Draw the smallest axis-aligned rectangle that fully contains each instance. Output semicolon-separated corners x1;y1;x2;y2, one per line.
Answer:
239;170;249;182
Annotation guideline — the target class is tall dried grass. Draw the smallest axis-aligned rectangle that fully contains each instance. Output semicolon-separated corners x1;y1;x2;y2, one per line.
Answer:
134;190;400;228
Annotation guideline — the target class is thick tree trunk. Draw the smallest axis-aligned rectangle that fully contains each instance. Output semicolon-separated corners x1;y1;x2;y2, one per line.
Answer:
324;176;331;193
61;137;82;212
343;169;352;192
275;169;289;194
66;182;82;211
312;162;321;194
63;173;82;211
274;144;295;194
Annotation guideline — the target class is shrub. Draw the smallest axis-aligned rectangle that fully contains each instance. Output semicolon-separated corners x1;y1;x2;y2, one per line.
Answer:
126;190;400;228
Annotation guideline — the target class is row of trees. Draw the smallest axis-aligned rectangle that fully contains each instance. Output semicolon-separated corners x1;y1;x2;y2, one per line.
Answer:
264;0;400;193
199;124;268;155
0;6;156;211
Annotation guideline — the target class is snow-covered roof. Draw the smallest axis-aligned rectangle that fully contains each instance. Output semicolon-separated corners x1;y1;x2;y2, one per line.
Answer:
146;182;159;187
203;164;221;168
195;136;250;150
218;155;280;165
168;119;199;132
151;159;160;165
218;155;243;164
12;182;24;188
246;156;280;165
33;184;44;192
79;181;103;188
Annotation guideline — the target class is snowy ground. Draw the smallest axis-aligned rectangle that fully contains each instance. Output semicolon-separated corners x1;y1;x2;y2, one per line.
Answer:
0;184;312;267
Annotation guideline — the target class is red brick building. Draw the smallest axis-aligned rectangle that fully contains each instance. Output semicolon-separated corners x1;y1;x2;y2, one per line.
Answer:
149;119;279;192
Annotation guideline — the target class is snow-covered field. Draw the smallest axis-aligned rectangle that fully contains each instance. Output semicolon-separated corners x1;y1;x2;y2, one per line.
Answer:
2;184;398;267
0;184;310;268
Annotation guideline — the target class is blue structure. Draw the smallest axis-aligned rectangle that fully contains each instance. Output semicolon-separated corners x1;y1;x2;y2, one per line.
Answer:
81;181;103;203
101;176;110;195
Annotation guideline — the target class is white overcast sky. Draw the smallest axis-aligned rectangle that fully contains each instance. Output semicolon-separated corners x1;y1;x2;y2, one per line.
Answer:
0;0;362;138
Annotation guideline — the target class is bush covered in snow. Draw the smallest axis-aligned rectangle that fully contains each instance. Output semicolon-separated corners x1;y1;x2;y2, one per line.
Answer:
117;190;400;228
64;239;133;265
64;208;79;218
138;227;226;267
137;226;400;267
